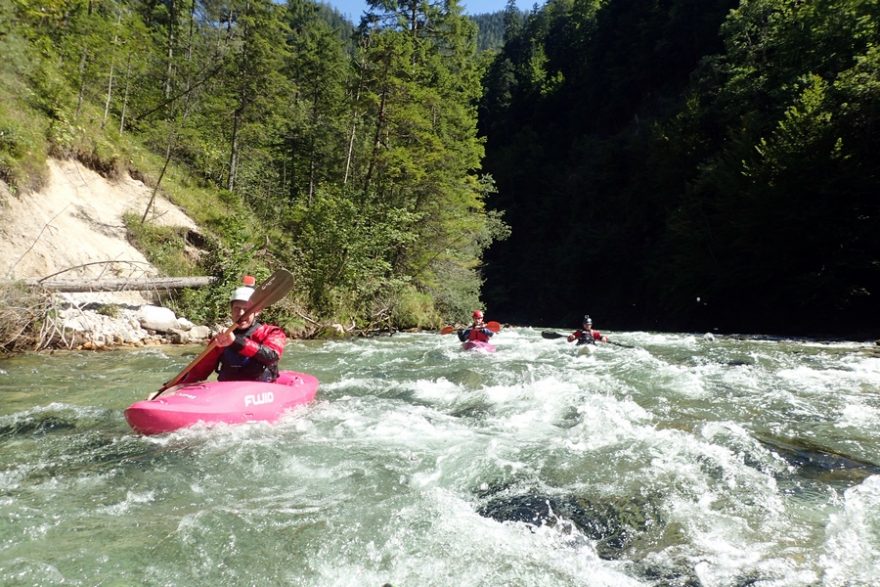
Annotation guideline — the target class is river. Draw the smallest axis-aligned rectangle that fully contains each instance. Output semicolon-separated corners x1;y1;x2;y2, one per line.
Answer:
1;329;879;586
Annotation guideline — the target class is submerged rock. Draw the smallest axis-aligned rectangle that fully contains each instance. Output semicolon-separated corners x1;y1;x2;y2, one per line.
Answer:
758;436;880;482
476;489;664;559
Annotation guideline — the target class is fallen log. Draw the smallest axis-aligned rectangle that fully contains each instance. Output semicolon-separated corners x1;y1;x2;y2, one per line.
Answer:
17;276;215;292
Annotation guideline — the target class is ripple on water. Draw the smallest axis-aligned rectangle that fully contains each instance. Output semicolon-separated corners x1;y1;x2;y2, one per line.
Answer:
1;329;879;585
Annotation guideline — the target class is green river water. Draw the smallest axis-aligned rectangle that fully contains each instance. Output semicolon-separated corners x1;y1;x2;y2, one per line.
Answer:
1;328;879;586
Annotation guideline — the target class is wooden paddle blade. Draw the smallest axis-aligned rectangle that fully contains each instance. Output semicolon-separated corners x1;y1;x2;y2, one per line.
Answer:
247;269;294;313
487;321;502;333
541;331;565;339
153;269;295;396
440;326;455;335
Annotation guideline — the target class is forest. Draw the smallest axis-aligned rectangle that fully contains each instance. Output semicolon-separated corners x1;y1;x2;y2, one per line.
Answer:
481;0;879;337
1;0;878;337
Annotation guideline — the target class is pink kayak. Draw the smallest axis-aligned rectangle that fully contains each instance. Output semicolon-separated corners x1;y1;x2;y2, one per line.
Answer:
462;340;496;353
125;370;318;435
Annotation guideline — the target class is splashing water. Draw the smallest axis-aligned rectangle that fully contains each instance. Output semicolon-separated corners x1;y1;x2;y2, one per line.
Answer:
1;330;878;586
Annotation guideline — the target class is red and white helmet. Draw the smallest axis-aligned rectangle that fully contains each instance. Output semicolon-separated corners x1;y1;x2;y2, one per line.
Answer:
472;310;484;320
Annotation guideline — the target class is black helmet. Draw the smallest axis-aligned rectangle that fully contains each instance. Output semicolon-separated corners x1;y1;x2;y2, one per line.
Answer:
583;314;592;325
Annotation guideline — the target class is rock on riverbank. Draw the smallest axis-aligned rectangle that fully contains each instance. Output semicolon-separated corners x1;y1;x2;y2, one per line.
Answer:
52;304;214;350
1;157;217;351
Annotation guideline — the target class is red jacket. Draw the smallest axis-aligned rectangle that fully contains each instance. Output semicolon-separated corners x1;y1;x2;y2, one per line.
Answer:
182;323;286;383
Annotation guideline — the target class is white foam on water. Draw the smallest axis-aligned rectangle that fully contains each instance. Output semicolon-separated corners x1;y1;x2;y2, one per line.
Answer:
626;331;701;349
819;474;880;585
410;377;463;403
310;487;644;587
776;362;880;396
700;421;790;479
638;422;834;585
837;401;880;431
96;490;156;515
653;364;711;398
4;326;879;586
0;464;29;491
562;393;654;453
0;401;105;424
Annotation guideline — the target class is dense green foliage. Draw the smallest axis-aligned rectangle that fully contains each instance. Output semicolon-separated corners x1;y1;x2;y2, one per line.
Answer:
471;6;522;52
481;0;880;336
0;0;506;331
4;0;877;337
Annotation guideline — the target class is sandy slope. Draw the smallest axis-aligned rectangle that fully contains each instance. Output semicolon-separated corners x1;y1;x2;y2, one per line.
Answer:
0;158;199;303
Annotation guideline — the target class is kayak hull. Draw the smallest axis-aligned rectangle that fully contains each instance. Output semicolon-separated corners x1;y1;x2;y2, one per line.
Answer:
462;340;496;353
125;370;318;435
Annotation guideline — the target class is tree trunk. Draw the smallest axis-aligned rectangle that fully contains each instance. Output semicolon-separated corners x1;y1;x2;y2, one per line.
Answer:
102;12;122;129
75;49;89;119
165;0;176;100
362;54;391;203
102;56;117;128
74;0;95;120
25;276;215;292
227;107;241;192
119;52;132;134
307;88;320;206
142;132;175;224
343;110;357;188
182;0;196;121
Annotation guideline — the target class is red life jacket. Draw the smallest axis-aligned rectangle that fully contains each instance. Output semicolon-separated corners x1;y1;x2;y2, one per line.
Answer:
467;323;492;343
182;323;286;383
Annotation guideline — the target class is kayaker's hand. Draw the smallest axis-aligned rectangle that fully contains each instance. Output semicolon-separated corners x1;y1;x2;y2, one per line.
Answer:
215;331;235;347
567;334;576;342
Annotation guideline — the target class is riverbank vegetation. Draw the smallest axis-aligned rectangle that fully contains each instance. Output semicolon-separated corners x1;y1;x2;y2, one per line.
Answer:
0;283;52;352
1;0;877;340
1;0;507;339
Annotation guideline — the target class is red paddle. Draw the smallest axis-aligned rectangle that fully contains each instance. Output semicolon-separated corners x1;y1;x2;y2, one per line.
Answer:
440;321;501;334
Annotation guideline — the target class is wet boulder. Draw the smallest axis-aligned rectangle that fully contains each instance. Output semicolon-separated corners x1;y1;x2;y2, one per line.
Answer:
476;490;663;559
758;436;880;482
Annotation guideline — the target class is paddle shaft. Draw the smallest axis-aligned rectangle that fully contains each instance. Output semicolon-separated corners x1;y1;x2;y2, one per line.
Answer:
443;321;501;334
153;269;294;397
541;330;633;348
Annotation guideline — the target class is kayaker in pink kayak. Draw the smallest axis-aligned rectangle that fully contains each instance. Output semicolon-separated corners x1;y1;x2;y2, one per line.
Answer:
458;310;495;344
567;315;607;345
184;276;287;382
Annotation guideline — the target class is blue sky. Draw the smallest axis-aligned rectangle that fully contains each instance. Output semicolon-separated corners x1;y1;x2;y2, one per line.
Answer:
324;0;540;22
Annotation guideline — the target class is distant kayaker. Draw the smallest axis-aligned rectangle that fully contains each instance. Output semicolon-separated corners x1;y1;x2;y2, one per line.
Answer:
185;276;287;382
567;315;607;345
458;310;495;343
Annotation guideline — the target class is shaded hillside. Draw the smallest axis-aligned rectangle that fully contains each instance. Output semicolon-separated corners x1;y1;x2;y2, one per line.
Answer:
480;0;880;338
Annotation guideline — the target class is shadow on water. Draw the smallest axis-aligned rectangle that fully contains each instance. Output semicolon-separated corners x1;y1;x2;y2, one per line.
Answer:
447;396;495;420
0;413;77;437
13;432;197;486
0;405;201;486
